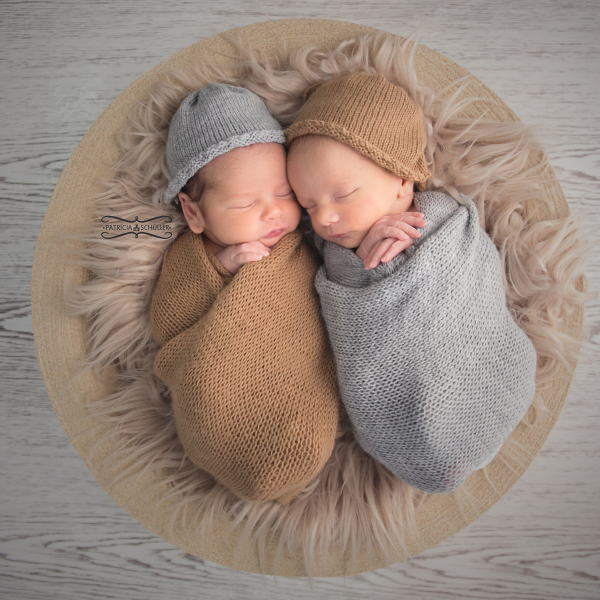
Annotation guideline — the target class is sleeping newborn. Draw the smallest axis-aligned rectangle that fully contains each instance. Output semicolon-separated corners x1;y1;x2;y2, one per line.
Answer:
286;73;537;493
150;84;339;503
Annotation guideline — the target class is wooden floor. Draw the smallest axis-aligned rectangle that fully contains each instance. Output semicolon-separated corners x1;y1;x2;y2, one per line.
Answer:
1;1;599;598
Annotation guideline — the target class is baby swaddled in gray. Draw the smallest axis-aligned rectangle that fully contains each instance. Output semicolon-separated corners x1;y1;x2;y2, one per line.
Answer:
314;191;537;493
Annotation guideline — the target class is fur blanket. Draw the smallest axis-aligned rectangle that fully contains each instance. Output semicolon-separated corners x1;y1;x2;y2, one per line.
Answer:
150;228;340;503
63;32;591;576
314;191;537;493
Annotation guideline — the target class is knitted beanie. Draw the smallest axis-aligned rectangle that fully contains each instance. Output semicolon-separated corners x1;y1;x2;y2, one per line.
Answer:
164;84;285;203
285;73;431;189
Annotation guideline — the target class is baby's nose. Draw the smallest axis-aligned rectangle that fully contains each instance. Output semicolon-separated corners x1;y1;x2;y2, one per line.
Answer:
263;200;284;219
315;206;338;226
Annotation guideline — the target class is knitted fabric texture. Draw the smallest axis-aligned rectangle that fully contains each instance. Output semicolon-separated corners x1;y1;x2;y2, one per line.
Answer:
312;191;537;494
164;84;285;203
150;229;339;503
285;73;431;189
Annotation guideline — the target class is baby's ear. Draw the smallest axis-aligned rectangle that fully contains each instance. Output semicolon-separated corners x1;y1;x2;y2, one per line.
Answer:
178;192;205;234
397;178;415;199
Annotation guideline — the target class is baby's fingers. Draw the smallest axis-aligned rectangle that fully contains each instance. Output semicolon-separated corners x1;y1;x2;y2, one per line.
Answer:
400;213;427;228
235;242;271;258
380;237;414;263
236;251;269;265
394;221;424;239
364;238;396;270
382;212;426;231
378;223;421;241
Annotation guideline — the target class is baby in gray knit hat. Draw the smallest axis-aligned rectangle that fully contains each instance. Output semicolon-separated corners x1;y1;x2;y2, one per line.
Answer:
164;83;300;273
286;73;537;494
149;83;341;503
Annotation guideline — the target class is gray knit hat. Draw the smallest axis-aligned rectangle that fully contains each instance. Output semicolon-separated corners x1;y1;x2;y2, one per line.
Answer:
164;84;285;203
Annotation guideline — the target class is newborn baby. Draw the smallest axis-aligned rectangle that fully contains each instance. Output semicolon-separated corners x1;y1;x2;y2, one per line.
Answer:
286;73;537;494
150;84;339;504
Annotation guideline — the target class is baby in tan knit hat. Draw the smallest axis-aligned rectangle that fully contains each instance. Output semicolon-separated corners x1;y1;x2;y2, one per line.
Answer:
150;84;340;504
286;73;429;268
285;73;536;494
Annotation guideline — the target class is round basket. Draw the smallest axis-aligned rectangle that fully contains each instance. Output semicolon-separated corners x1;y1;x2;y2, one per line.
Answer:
31;18;582;577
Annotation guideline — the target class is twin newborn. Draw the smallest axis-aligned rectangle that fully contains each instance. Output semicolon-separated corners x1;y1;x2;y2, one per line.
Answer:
150;74;537;502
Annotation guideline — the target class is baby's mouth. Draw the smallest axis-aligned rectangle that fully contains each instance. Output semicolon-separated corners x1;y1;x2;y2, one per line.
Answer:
265;227;285;239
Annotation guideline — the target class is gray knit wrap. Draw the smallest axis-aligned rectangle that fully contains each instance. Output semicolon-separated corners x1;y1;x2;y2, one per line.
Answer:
313;191;537;494
164;84;285;203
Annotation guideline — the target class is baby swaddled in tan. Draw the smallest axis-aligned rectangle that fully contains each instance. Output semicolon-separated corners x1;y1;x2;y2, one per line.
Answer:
150;84;339;504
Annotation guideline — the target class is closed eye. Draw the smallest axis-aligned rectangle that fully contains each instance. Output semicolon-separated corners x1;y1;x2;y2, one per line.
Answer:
229;201;256;209
335;189;357;200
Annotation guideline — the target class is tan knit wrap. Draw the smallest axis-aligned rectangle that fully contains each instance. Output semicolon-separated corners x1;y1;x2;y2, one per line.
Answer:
285;73;431;188
150;229;340;504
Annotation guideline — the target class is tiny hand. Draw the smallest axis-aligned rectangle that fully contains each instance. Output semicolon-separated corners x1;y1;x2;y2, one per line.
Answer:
215;240;271;275
356;212;427;270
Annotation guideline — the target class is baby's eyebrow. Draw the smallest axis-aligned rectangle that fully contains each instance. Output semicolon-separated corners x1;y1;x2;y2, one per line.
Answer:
221;189;254;200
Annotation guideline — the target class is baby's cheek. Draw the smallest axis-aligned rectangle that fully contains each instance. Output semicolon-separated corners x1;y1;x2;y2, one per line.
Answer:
349;231;368;249
337;232;366;249
311;220;330;239
289;202;302;227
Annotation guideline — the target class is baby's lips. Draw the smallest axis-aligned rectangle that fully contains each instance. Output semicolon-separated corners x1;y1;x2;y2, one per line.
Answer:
264;226;286;239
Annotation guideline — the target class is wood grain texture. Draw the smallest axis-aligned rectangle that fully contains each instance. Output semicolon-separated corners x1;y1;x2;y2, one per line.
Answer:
1;1;599;598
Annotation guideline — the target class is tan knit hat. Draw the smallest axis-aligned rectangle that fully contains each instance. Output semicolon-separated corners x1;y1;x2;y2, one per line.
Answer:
285;72;431;189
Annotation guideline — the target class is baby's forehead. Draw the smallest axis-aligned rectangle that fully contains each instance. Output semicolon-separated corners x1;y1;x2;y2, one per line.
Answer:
200;142;290;198
288;134;336;153
288;134;390;176
227;141;285;161
204;142;286;175
289;134;370;163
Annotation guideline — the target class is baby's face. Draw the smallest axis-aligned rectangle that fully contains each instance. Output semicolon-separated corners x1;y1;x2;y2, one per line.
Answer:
287;135;414;249
184;143;301;248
